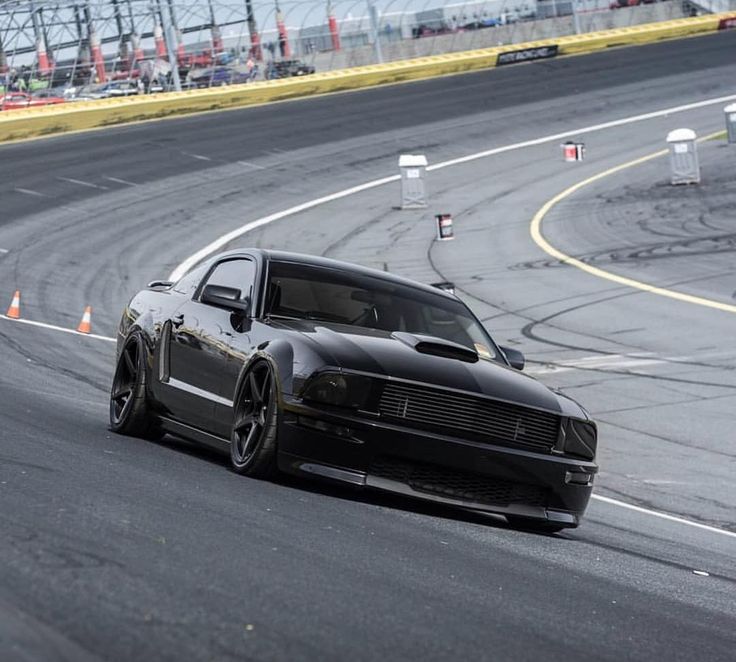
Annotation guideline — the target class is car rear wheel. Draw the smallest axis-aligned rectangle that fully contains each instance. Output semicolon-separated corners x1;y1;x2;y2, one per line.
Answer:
109;331;162;439
230;361;279;477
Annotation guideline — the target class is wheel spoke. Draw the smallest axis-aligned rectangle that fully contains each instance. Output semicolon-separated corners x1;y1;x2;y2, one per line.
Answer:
234;413;255;432
257;402;270;426
112;386;132;402
240;423;260;458
123;347;136;375
260;373;271;406
232;364;274;466
249;371;261;403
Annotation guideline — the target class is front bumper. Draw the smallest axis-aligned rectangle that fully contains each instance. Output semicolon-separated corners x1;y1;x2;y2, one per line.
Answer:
277;399;598;527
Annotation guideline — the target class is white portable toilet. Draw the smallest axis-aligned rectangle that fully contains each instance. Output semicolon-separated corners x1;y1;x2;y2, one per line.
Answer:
666;128;699;185
725;104;736;144
398;154;428;209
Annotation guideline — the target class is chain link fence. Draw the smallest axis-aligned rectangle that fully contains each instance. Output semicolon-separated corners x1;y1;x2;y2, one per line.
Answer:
0;0;713;101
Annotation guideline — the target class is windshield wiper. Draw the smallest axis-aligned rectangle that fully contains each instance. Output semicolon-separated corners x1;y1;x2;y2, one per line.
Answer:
304;312;351;324
267;312;349;325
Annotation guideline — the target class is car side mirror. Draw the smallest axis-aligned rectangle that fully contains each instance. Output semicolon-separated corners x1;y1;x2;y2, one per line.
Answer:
201;284;250;314
500;345;525;371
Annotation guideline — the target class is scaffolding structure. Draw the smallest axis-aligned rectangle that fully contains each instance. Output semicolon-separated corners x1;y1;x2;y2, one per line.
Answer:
0;0;690;91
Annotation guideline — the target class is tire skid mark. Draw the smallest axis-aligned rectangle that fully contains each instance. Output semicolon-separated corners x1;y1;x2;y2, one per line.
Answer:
595;416;736;460
530;131;736;315
0;327;110;392
517;283;736;377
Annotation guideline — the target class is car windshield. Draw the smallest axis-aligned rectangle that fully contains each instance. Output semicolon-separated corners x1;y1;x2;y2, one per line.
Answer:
265;260;498;360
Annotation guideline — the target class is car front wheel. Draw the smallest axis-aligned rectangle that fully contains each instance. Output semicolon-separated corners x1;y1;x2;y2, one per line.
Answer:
230;361;279;477
109;331;162;439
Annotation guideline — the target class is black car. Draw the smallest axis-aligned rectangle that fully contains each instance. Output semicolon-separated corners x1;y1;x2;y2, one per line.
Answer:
111;249;598;531
265;60;316;79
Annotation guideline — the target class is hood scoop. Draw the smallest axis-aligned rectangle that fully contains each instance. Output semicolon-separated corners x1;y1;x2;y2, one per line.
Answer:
391;332;479;364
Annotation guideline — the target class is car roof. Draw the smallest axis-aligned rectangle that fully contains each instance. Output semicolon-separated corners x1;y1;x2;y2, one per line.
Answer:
212;248;458;300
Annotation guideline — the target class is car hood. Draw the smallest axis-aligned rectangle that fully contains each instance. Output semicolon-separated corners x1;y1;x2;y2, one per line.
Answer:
273;319;567;415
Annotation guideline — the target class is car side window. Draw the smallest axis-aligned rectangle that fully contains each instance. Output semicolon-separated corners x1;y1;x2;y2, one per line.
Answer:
201;258;256;301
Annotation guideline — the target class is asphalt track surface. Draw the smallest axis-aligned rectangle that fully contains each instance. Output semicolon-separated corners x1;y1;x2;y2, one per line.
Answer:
1;31;735;661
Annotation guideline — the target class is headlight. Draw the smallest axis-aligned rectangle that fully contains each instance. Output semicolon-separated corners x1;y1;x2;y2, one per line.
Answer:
301;371;372;409
564;418;597;460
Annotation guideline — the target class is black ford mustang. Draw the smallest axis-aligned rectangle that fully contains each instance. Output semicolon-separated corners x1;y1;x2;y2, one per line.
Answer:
111;249;598;531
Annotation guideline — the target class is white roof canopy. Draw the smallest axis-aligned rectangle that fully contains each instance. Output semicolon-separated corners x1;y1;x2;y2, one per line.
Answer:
666;128;696;143
399;154;428;167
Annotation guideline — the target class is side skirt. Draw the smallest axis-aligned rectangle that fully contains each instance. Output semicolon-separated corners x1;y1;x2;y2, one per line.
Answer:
159;416;231;454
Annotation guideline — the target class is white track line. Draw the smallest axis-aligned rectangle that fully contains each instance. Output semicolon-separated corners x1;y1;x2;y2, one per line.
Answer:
532;349;736;375
592;495;736;539
14;187;48;197
238;161;266;170
103;176;138;186
0;313;115;343
0;248;8;254
169;93;736;282
183;152;212;161
56;176;108;190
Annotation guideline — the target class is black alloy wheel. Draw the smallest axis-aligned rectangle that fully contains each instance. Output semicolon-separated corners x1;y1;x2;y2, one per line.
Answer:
109;331;161;439
230;361;279;477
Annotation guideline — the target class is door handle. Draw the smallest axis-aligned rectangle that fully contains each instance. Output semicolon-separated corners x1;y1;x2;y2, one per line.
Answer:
172;313;185;328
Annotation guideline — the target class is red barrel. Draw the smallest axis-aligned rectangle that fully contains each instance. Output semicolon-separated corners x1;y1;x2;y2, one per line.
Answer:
436;214;454;241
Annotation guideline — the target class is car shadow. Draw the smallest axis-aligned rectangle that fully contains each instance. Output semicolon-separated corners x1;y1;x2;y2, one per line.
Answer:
149;433;571;537
147;433;231;467
277;473;575;538
275;470;508;529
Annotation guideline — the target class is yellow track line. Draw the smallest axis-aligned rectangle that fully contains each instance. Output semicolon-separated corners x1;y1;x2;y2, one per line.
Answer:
530;131;736;315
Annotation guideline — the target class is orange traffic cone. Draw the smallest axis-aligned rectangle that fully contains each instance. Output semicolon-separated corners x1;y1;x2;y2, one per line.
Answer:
77;305;92;334
6;290;20;318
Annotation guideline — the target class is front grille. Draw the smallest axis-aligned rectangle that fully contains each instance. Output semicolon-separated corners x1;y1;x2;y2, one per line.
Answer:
379;381;559;451
370;457;547;508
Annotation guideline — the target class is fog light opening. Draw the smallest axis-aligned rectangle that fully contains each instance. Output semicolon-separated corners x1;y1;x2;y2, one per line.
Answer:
298;416;353;439
565;471;594;486
545;510;578;525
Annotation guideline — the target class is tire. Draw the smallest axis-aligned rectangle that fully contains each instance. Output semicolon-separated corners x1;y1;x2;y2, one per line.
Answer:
505;516;567;534
230;361;279;478
109;331;162;439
